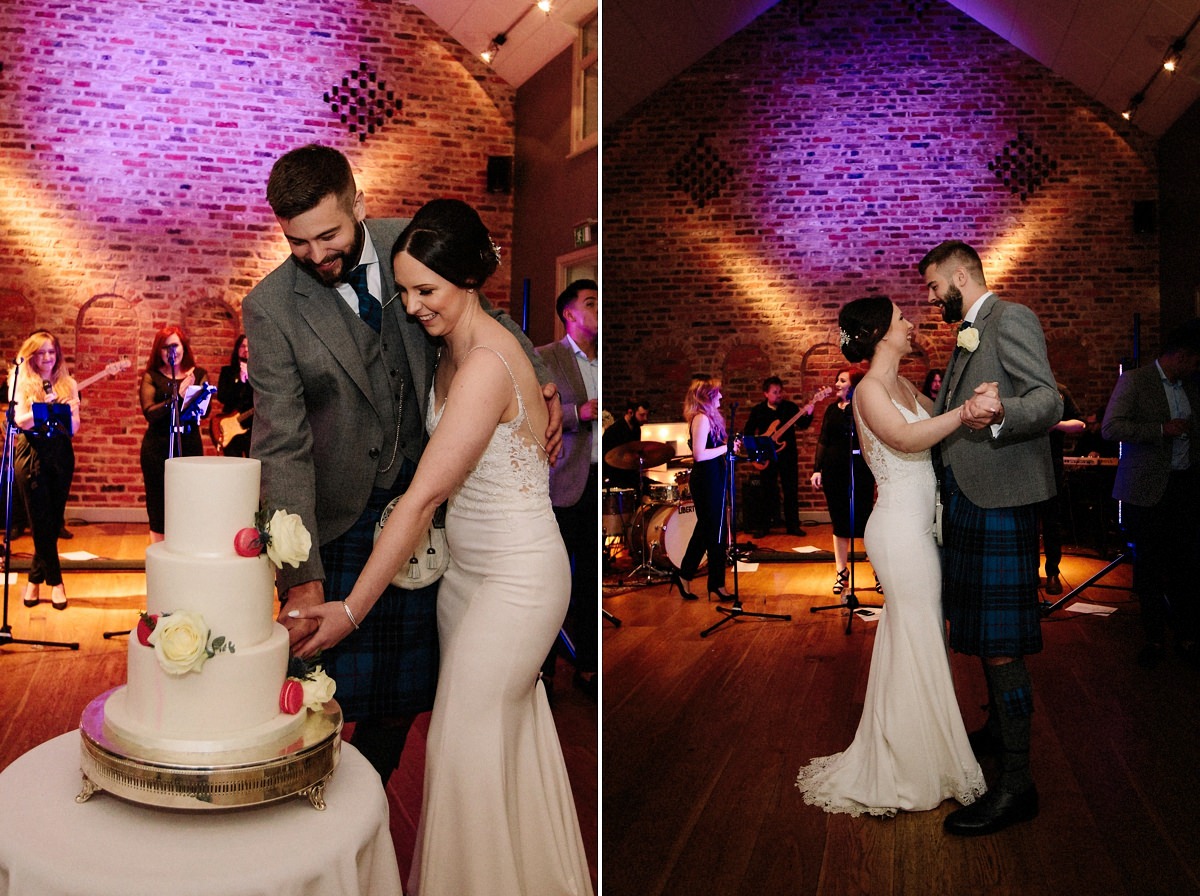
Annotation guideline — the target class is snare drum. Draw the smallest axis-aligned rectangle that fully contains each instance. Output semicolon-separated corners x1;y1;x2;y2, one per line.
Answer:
646;482;680;504
631;500;703;571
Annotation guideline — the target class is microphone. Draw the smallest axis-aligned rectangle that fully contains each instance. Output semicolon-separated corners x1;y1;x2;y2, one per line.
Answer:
167;345;179;366
42;380;55;402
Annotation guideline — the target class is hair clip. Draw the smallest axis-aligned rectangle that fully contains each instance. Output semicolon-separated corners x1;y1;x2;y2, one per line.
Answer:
486;237;502;266
838;328;852;347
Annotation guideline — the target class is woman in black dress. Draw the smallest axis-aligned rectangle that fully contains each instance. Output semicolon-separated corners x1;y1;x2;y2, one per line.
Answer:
811;367;876;594
12;331;80;610
671;376;738;601
139;325;211;543
214;333;254;457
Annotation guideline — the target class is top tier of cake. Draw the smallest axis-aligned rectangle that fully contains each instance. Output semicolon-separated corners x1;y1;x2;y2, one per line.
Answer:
164;456;260;558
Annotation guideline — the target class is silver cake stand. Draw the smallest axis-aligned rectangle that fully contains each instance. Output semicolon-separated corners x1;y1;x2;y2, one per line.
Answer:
76;688;343;810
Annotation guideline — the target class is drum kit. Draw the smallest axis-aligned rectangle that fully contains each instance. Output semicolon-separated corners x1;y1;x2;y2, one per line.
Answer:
602;440;703;583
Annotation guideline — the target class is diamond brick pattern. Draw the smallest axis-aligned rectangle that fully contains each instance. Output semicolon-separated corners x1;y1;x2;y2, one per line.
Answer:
669;135;734;209
989;132;1059;201
324;61;402;142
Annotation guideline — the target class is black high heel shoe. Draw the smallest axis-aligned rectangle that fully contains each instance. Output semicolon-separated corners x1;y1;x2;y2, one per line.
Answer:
669;571;698;600
710;588;735;602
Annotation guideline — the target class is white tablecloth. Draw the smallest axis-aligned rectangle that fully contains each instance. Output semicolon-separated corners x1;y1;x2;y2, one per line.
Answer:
0;731;402;896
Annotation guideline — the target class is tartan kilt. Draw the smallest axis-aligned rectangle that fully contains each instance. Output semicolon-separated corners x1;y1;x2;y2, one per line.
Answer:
317;470;439;720
942;468;1043;658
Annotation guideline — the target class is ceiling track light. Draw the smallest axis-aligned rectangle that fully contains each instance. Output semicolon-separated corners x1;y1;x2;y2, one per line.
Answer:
481;2;555;67
1123;14;1200;124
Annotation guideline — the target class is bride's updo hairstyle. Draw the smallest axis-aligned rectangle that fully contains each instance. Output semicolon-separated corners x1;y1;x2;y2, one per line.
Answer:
393;198;501;290
838;296;894;363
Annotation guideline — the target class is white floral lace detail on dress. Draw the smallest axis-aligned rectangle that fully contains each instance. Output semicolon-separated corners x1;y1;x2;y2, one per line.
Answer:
428;346;551;520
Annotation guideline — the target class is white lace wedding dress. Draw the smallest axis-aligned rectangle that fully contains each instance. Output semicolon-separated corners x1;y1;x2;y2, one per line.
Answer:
795;397;986;816
409;347;593;895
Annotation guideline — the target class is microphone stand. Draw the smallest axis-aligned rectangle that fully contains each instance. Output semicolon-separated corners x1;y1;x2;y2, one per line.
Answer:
702;402;791;637
810;397;880;634
167;350;182;460
1;357;79;652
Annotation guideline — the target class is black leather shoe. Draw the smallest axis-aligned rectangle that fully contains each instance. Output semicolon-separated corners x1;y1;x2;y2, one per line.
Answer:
944;785;1038;836
710;588;735;602
967;725;1001;757
669;572;698;600
1044;574;1062;595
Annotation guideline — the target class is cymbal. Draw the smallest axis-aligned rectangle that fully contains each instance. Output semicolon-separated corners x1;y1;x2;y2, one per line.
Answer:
604;440;674;470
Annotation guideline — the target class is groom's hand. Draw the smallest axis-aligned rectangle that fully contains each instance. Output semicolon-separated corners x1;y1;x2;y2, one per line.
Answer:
960;382;1002;430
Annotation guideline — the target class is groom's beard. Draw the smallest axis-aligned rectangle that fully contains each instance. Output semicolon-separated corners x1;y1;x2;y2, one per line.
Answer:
940;284;964;324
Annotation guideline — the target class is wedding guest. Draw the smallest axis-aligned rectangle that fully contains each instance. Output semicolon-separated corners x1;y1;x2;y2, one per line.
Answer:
1101;322;1200;668
139;326;210;544
537;279;599;699
11;331;80;610
293;199;591;896
922;368;943;401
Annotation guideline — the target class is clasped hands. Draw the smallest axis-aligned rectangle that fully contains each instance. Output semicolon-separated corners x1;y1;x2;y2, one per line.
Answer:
958;382;1002;430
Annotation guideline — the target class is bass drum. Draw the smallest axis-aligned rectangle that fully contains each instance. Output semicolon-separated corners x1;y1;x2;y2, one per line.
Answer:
632;501;703;572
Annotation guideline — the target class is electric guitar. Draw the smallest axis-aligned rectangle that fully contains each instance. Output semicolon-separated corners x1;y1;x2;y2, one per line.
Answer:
746;386;833;471
74;358;131;390
210;407;254;453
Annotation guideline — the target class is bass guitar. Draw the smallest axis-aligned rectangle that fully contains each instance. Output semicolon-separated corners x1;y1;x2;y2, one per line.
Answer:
75;358;131;390
210;407;254;453
745;386;833;471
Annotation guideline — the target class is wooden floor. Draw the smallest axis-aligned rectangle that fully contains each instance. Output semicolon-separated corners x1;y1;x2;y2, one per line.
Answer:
603;526;1200;896
0;522;597;892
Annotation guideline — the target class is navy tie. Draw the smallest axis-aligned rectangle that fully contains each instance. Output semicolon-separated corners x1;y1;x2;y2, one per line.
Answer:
346;264;381;333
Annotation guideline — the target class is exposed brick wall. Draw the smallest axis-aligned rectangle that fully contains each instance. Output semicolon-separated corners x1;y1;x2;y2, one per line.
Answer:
603;0;1159;518
0;1;515;516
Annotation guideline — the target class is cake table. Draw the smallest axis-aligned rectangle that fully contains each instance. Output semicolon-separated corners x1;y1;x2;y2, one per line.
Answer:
0;731;403;896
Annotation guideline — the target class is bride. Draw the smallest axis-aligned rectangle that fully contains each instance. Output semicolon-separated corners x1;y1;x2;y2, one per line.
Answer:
796;295;990;816
295;199;592;895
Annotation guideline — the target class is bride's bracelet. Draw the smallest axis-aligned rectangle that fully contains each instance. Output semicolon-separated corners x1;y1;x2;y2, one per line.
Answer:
342;601;361;630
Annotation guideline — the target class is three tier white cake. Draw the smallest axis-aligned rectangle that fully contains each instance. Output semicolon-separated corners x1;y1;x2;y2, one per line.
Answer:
103;456;312;753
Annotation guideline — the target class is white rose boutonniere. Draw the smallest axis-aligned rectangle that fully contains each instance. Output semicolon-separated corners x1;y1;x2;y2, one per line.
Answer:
957;326;980;352
265;509;312;569
148;611;214;676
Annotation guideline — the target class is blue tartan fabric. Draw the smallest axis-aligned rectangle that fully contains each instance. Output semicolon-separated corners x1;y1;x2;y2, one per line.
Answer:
315;465;439;720
941;467;1043;658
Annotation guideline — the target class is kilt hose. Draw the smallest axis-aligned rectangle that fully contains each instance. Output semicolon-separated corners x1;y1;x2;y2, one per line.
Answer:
942;466;1043;658
316;460;439;721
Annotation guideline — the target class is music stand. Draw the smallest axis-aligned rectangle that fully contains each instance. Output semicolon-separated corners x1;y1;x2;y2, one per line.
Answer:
1;358;80;652
702;406;791;637
810;403;880;634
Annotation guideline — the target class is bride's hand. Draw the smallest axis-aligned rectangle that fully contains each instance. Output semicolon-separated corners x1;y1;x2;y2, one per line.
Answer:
287;601;357;658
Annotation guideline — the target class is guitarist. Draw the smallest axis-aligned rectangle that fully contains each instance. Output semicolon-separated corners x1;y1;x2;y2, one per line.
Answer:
215;334;254;457
744;376;819;538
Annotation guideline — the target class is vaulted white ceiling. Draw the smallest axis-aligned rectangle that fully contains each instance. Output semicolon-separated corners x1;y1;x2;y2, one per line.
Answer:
600;0;1200;137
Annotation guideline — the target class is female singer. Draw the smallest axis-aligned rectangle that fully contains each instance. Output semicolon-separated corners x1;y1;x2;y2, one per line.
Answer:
671;376;737;601
12;331;80;610
811;367;876;595
139;326;210;543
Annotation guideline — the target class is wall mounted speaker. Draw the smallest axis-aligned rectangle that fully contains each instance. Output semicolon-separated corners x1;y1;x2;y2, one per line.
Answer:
487;155;513;194
1133;199;1157;235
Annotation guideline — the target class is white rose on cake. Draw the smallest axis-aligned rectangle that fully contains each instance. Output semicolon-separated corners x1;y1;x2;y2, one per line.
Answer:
300;667;337;711
265;509;311;569
149;612;212;676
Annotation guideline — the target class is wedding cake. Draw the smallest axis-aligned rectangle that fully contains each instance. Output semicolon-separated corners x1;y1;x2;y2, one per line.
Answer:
103;456;328;753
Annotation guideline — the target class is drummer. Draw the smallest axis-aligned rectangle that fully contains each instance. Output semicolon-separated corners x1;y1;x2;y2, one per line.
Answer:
602;399;650;490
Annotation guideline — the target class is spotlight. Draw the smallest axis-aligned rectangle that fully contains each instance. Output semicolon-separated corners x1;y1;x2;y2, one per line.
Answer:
537;0;552;12
1164;39;1186;72
481;33;507;65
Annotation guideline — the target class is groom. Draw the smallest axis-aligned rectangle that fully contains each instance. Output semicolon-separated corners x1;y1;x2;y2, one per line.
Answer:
921;240;1062;836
